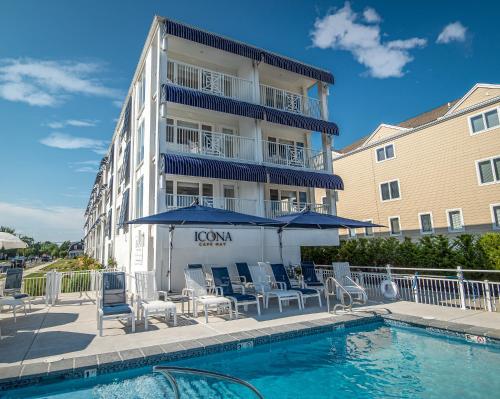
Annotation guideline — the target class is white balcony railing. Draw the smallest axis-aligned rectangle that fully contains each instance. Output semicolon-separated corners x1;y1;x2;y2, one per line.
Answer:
166;194;258;215
262;140;326;170
166;124;256;161
264;200;331;219
259;84;322;119
167;59;253;103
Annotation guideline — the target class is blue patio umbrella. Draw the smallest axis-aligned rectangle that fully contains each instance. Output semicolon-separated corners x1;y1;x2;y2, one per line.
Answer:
127;203;280;291
273;208;383;263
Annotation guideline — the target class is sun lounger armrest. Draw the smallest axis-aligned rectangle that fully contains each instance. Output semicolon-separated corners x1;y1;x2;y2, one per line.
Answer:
208;286;223;296
274;282;287;291
253;282;266;294
182;288;195;299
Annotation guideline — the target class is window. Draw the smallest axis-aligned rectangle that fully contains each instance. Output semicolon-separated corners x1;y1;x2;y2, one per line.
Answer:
380;180;400;201
135;177;144;218
136;121;144;165
137;70;146;112
469;108;500;134
476;156;500;185
364;220;374;237
389;217;401;236
375;144;395;162
348;228;357;239
446;209;464;232
491;204;500;230
419;213;434;234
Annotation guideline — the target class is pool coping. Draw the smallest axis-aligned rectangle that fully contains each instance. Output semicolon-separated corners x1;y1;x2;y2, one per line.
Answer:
1;311;500;391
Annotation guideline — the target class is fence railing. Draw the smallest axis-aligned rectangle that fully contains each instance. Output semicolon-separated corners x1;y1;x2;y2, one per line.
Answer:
166;124;256;162
259;84;322;119
317;265;500;313
166;194;258;215
262;140;326;170
264;201;331;219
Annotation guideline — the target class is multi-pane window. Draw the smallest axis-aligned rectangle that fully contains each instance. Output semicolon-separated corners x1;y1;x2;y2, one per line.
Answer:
419;213;433;234
477;156;500;185
469;108;500;134
364;220;374;237
389;217;401;236
447;209;464;232
376;144;395;162
380;180;400;201
136;121;144;165
137;70;146;111
348;228;357;239
491;205;500;230
135;177;144;218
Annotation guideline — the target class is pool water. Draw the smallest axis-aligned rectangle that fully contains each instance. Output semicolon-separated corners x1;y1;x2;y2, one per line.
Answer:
3;322;500;399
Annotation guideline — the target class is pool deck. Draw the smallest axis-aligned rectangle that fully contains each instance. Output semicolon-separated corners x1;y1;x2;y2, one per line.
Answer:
1;295;500;389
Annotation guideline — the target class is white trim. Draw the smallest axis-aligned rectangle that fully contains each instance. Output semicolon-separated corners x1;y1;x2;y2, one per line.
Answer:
363;219;374;237
347;227;357;239
379;179;401;202
388;216;402;236
445;208;465;232
490;203;500;230
475;155;500;186
375;142;396;163
418;212;434;235
362;124;408;148
446;83;500;116
468;106;500;136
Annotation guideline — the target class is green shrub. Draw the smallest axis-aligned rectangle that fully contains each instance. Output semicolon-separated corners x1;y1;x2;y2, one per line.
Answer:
477;233;500;270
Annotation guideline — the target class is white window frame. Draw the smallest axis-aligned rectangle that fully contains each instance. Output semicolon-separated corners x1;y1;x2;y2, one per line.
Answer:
379;179;401;202
135;176;144;218
348;228;357;239
375;143;396;163
475;155;500;186
137;69;146;115
446;208;465;232
363;219;374;237
136;119;145;167
418;212;434;235
490;203;500;230
468;106;500;135
388;216;402;236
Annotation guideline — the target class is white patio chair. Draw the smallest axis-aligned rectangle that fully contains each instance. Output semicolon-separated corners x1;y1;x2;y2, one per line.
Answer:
183;268;232;323
135;271;177;330
332;262;367;305
251;263;302;312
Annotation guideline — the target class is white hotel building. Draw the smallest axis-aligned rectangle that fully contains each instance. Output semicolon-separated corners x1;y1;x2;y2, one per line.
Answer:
83;17;344;291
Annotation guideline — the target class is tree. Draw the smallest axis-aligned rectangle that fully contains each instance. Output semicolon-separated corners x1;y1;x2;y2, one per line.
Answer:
0;226;15;234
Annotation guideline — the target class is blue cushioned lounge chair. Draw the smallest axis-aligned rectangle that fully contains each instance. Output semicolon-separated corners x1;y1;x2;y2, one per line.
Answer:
270;263;322;308
301;261;325;289
97;272;135;336
211;267;260;319
235;262;254;288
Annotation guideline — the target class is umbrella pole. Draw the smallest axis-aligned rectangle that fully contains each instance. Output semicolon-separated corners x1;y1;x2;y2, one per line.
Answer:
168;225;175;292
278;227;283;264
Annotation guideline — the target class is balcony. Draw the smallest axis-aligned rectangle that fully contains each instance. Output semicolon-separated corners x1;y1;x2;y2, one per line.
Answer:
262;140;326;170
166;194;258;215
166;124;256;162
264;200;331;219
259;84;322;119
167;59;253;103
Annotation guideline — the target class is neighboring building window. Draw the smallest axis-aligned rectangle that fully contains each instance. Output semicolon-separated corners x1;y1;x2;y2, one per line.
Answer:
375;144;395;162
137;121;144;165
447;209;464;232
137;69;146;111
364;220;374;237
419;213;434;234
380;180;400;201
469;108;499;134
491;204;500;230
389;217;401;236
348;228;357;239
477;156;500;185
136;177;144;218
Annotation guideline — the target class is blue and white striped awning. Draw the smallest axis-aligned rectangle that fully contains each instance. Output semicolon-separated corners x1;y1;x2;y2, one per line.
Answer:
161;85;339;135
163;18;334;84
266;166;344;190
162;153;267;183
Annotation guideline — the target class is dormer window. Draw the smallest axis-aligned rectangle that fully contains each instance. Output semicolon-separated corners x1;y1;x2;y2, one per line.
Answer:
375;143;395;162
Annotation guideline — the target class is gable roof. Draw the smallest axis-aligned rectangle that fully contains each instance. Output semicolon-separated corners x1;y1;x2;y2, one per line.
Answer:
445;83;500;115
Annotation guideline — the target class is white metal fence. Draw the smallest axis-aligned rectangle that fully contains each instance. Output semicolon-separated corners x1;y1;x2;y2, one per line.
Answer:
317;265;500;312
259;84;322;119
262;140;325;170
264;201;330;219
166;193;258;215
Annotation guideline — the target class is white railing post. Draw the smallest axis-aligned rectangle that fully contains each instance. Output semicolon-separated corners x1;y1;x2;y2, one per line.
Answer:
484;280;493;312
413;272;420;303
457;266;466;310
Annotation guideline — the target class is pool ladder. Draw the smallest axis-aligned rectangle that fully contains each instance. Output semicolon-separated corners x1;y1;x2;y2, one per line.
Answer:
154;365;265;399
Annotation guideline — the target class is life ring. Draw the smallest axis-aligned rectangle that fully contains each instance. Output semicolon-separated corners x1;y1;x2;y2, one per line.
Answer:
380;279;399;299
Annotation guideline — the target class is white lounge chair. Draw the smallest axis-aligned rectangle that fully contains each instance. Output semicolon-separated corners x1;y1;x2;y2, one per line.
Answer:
135;271;177;330
251;263;302;312
183;268;232;323
332;262;368;305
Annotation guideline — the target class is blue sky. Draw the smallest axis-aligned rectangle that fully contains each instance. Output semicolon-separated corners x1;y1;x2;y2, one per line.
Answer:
0;0;499;241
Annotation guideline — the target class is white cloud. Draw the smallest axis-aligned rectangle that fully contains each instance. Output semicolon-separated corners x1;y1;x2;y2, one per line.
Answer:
68;160;100;173
0;58;122;107
363;7;381;23
47;119;98;129
40;132;107;154
310;2;427;78
0;202;84;242
437;22;467;44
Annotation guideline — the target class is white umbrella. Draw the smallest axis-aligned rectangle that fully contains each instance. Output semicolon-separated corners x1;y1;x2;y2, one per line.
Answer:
0;232;28;250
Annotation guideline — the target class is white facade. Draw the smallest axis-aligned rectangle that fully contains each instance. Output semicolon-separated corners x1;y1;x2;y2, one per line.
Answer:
83;17;341;291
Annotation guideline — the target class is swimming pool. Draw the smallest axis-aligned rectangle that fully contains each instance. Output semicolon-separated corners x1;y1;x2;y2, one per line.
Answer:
3;321;500;398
